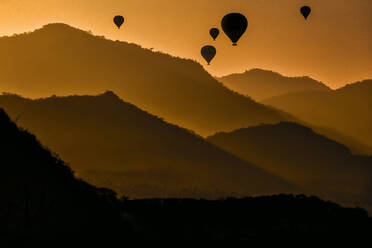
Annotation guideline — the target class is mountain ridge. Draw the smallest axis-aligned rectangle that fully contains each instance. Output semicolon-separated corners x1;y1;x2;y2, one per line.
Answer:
207;122;372;209
264;79;372;149
0;91;295;198
0;23;291;136
217;68;331;101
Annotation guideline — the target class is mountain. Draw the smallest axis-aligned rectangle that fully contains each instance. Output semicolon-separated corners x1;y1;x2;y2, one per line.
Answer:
1;105;371;241
310;125;372;155
0;108;127;243
264;80;372;150
218;69;370;155
0;23;292;136
0;92;295;198
217;69;331;101
207;122;372;209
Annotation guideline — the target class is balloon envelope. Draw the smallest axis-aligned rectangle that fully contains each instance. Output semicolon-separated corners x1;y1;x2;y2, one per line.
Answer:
114;15;125;29
209;28;220;41
201;45;216;65
221;13;248;46
300;6;311;20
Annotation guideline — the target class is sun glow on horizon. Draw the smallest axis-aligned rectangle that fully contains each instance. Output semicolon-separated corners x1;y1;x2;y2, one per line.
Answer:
0;0;371;88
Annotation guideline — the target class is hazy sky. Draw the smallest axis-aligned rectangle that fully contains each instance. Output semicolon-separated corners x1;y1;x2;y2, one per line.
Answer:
1;0;371;88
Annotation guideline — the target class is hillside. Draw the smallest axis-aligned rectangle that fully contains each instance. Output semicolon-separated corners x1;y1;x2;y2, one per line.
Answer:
124;196;372;240
0;92;295;198
218;69;330;101
1;101;370;242
0;108;126;243
218;69;370;155
1;106;371;241
0;23;291;136
207;122;372;208
264;80;372;150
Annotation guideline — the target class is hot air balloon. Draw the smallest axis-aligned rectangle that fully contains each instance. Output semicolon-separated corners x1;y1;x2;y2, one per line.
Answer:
114;15;125;29
201;45;216;65
221;13;248;46
300;6;311;20
210;28;220;41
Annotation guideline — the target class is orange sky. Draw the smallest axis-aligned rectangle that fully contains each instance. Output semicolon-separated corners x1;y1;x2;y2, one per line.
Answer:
0;0;371;88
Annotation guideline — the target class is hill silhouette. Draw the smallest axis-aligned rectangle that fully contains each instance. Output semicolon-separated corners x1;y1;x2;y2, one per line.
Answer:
0;108;127;244
0;23;292;136
207;122;372;209
0;92;295;198
2;106;371;242
1;106;371;241
217;69;370;155
309;125;372;155
264;80;372;150
218;69;331;101
124;196;372;240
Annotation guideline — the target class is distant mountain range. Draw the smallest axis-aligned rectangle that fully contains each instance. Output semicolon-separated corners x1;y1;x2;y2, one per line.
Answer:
0;108;125;242
217;69;331;101
264;80;372;150
207;122;372;209
1;23;367;154
1;22;372;242
0;92;295;198
0;23;293;136
217;69;372;154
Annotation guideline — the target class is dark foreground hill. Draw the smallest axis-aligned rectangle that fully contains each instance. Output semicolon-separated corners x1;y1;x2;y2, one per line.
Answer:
0;23;291;136
264;80;372;150
0;92;294;198
0;108;128;244
123;195;372;240
207;122;372;209
218;69;330;101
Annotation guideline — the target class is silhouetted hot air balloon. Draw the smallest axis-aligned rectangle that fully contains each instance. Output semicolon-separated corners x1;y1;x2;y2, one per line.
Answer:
210;28;220;41
221;13;248;46
201;45;216;65
300;6;311;20
114;15;125;29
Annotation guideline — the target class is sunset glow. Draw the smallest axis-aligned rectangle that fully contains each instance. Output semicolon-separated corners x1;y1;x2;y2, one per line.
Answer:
1;0;371;88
